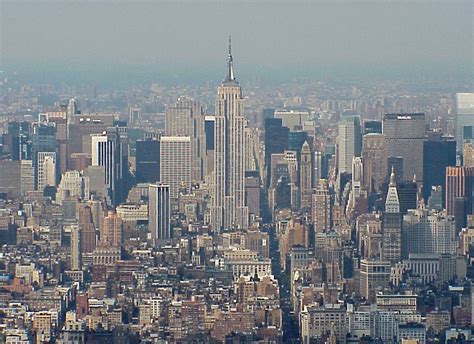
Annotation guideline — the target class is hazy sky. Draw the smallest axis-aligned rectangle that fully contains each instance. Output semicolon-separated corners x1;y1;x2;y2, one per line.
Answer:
1;0;472;85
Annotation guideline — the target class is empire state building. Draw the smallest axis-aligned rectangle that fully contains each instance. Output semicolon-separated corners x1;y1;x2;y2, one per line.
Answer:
211;37;249;230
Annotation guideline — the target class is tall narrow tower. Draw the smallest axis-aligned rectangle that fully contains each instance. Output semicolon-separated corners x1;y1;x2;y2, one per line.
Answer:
300;141;312;209
382;167;402;263
211;37;248;230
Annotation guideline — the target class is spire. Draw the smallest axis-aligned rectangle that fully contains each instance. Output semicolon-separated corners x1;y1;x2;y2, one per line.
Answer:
226;35;235;81
389;165;396;187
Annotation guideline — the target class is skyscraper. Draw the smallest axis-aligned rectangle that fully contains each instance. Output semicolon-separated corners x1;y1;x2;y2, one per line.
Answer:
383;113;426;182
36;152;56;192
422;131;456;203
149;183;171;246
362;133;386;193
445;166;474;227
70;224;81;270
165;98;204;182
100;210;122;247
135;138;160;183
382;168;402;263
91;134;113;202
20;160;34;196
264;118;289;188
48;116;68;176
211;37;248;230
91;125;130;206
31;123;56;189
3;121;29;160
159;136;191;202
56;170;89;205
67;113;113;169
313;151;322;186
337;113;361;174
455;93;474;154
128;107;141;125
203;116;215;181
352;157;364;200
464;143;474;167
312;180;332;234
77;203;96;254
397;180;418;215
300;141;312;209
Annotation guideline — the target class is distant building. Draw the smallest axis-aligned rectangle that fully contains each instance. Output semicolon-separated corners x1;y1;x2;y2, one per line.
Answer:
383;113;426;182
165;98;204;182
0;160;21;198
100;210;122;247
363;120;382;135
300;304;347;343
300;141;312;209
402;209;457;257
56;170;89;205
312;180;331;233
445;166;474;228
91;125;130;206
70;225;81;270
464;142;474;167
456;93;474;154
135;138;159;183
337;113;362;174
423;131;456;203
149;183;171;246
211;38;248;230
383;168;402;263
36;152;56;192
159;136;191;201
362;133;386;193
359;259;391;302
274;110;309;131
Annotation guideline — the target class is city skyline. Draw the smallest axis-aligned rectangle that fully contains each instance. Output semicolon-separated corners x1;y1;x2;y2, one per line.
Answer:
0;2;473;342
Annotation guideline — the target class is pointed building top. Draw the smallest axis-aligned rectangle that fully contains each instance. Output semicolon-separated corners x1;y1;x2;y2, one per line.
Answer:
386;165;400;213
389;165;396;187
226;35;235;82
